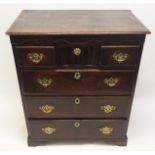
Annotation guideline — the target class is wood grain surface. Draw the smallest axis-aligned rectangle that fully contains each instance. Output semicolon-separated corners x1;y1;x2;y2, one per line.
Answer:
7;10;150;35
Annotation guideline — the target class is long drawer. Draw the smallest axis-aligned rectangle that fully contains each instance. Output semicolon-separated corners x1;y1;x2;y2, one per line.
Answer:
24;96;131;118
28;119;128;139
20;69;136;95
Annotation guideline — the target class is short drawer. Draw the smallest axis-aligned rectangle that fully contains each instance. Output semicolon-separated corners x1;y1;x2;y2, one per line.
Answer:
14;46;56;67
55;43;98;66
28;119;128;139
100;45;142;67
21;70;136;95
24;96;131;118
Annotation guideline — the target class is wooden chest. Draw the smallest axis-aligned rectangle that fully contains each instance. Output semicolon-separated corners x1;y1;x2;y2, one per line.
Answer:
6;10;150;146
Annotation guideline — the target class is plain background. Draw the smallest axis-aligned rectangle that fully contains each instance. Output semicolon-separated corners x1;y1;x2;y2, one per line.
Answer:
0;3;155;152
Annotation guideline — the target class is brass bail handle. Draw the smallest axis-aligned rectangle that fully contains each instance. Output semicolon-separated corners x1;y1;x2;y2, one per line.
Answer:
42;127;56;134
104;77;119;87
113;52;128;64
37;77;53;88
100;105;116;113
39;104;55;113
99;126;113;135
27;52;44;64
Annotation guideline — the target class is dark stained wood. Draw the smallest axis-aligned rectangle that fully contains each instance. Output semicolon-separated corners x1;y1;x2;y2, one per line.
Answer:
28;136;127;146
55;41;98;66
28;119;128;139
7;10;150;146
10;35;146;45
6;10;150;35
13;41;144;69
14;46;56;67
20;69;136;95
100;45;142;67
24;96;132;118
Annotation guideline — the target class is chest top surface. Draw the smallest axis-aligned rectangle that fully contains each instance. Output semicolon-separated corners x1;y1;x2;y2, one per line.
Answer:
6;10;150;35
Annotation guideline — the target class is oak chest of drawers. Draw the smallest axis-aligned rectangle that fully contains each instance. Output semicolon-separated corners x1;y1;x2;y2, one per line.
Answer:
7;10;150;146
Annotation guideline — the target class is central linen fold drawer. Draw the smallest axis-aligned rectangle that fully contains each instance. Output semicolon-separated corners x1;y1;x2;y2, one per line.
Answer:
20;70;136;95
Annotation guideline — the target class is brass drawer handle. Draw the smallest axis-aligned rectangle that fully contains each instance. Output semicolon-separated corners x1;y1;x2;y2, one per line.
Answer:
39;104;55;113
75;98;80;105
104;77;119;87
100;105;116;113
74;122;80;128
99;126;113;135
27;52;44;64
73;48;81;56
74;72;81;80
42;127;56;134
113;52;128;64
37;77;53;88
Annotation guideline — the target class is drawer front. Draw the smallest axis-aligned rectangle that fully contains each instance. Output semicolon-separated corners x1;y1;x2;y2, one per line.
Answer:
21;70;136;95
24;96;132;118
29;119;128;139
55;42;98;66
100;45;142;67
14;46;56;67
25;96;131;118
